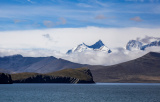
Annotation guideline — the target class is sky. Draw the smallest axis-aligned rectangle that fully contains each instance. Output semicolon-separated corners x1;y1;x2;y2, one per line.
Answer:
1;0;160;30
0;0;160;65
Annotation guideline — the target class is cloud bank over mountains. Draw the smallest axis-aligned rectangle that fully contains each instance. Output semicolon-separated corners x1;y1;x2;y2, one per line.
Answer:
1;44;159;66
0;27;160;66
0;27;160;52
62;40;160;66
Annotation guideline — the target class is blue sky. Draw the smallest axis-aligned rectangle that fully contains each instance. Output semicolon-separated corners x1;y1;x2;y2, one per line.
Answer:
1;0;160;31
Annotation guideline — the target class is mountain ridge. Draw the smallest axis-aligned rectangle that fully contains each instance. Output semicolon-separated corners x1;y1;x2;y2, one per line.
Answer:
89;52;160;83
0;54;87;73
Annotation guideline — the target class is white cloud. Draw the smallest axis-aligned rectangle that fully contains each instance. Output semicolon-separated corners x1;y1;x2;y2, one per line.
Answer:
0;27;160;53
27;0;35;4
14;19;26;24
95;15;106;20
1;47;159;66
77;3;92;8
0;48;62;58
43;18;66;28
125;0;159;2
43;20;54;28
57;17;67;25
42;34;53;41
130;16;143;22
136;35;160;44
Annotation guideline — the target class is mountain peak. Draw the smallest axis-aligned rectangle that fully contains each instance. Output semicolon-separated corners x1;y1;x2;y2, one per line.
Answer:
66;40;111;54
96;40;104;46
88;40;104;49
98;39;103;43
126;39;160;51
126;40;143;51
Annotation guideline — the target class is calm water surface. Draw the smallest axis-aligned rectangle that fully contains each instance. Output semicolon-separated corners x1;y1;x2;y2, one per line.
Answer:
0;83;160;102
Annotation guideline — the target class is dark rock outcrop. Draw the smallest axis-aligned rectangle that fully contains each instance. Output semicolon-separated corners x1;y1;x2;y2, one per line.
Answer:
13;75;80;83
0;73;12;84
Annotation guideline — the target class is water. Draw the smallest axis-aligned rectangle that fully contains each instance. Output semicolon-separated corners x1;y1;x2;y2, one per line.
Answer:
1;83;160;102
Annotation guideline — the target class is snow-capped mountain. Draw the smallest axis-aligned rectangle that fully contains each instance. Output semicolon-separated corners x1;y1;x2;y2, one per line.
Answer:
126;40;143;51
126;39;160;51
141;40;160;50
66;40;112;54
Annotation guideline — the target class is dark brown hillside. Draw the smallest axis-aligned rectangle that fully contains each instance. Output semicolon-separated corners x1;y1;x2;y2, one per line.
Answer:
90;52;160;83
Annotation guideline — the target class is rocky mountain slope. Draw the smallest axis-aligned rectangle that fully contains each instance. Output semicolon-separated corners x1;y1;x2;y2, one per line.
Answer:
0;55;86;73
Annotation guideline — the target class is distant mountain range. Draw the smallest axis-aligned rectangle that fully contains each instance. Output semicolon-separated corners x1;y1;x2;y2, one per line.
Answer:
66;39;160;54
0;54;86;73
1;52;160;83
1;38;160;83
66;40;111;54
126;40;160;51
